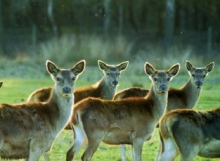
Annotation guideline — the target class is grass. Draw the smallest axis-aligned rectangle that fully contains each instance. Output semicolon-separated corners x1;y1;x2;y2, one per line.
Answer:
0;61;220;161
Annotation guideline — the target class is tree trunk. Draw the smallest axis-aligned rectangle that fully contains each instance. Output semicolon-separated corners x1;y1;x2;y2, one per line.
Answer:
118;0;123;35
104;0;111;39
47;0;58;37
207;26;212;54
164;0;175;54
0;0;4;54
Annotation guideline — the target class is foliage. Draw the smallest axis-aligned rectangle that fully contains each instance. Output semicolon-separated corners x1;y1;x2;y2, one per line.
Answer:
1;0;220;60
29;34;131;66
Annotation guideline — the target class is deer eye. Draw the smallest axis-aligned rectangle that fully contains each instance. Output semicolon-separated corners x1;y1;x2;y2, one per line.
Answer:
106;73;110;75
56;77;61;81
167;78;170;81
154;78;157;81
203;75;206;78
72;77;76;81
192;74;195;77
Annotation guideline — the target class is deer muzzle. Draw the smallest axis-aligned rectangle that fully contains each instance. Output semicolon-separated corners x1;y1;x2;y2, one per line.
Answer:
159;85;167;93
62;86;71;94
195;81;203;88
112;80;118;86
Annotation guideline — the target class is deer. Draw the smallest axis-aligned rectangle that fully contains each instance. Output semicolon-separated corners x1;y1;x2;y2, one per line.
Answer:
114;87;149;100
27;60;129;103
0;60;85;161
157;106;220;161
66;62;180;161
27;60;128;160
114;61;214;161
114;61;215;113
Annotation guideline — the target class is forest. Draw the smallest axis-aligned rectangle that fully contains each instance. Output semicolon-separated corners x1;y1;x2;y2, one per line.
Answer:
0;0;219;64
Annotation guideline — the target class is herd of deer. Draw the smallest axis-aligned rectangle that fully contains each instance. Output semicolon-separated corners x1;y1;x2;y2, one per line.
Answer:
0;59;218;161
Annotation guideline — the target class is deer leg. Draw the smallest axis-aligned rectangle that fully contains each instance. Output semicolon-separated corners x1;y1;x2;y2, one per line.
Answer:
81;139;102;161
155;143;161;161
179;145;199;161
28;149;41;161
119;145;127;161
66;125;86;161
81;131;106;161
155;134;164;161
43;153;50;161
131;137;144;161
158;138;178;161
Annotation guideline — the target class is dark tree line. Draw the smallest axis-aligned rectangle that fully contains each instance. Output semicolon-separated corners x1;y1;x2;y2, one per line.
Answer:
0;0;220;56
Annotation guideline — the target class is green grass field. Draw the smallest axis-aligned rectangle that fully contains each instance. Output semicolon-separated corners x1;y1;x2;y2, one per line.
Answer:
0;63;220;161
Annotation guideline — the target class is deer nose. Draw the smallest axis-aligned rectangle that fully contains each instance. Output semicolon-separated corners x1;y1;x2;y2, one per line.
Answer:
160;85;167;91
112;80;118;86
195;81;203;87
63;87;71;94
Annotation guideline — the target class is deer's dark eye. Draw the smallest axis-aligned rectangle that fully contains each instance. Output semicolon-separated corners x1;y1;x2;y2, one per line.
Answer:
203;75;206;78
192;74;195;77
72;77;76;81
56;77;61;81
167;78;170;81
106;73;110;75
154;78;157;81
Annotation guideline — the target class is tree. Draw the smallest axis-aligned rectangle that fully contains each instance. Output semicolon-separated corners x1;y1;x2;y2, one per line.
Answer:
0;0;3;54
47;0;58;37
164;0;175;54
104;0;111;39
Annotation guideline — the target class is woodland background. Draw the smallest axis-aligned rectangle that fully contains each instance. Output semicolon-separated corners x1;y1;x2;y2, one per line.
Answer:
0;0;219;72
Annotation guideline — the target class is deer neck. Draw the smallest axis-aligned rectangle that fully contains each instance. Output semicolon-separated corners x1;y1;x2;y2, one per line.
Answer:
147;85;168;120
48;87;74;131
98;77;117;100
181;79;201;108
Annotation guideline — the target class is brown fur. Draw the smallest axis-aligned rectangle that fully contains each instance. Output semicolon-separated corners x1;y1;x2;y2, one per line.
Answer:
0;100;58;159
27;60;128;103
66;62;180;161
28;87;52;102
0;60;85;160
113;61;214;113
27;60;128;131
157;107;220;161
112;61;214;161
113;87;149;100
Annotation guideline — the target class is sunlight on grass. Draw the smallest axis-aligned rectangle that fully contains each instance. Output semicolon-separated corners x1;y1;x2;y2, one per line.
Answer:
0;59;219;161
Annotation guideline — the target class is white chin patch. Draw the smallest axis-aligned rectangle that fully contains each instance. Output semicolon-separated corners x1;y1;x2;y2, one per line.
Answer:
61;93;71;97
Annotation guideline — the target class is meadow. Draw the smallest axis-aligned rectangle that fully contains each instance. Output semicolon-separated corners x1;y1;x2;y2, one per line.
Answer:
0;59;220;161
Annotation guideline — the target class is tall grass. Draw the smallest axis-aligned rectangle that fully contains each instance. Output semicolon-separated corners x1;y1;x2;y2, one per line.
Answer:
30;33;210;67
0;33;217;78
33;34;131;66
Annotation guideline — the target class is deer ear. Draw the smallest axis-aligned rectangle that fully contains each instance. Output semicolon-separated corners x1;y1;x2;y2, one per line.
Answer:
205;62;215;73
144;62;156;76
46;60;60;75
98;60;109;71
168;63;180;77
117;61;129;71
71;60;86;76
185;61;194;72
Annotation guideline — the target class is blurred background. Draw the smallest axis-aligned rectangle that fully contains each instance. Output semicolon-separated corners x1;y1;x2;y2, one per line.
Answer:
0;0;219;77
